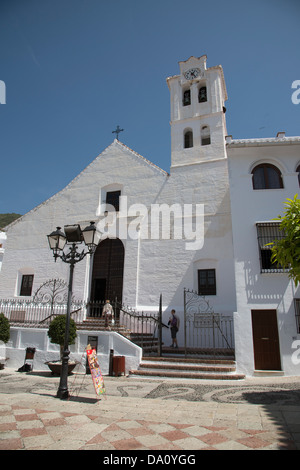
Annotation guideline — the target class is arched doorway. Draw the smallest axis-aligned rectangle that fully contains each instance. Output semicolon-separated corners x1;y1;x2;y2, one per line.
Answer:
90;238;125;306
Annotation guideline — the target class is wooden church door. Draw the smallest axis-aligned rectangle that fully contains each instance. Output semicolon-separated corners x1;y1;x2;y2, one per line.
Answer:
90;238;125;305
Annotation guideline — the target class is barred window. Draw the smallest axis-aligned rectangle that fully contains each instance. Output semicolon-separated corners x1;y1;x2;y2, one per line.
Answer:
294;299;300;333
256;223;285;272
198;269;216;295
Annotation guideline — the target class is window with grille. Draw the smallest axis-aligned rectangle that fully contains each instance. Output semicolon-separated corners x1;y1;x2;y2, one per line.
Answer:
256;223;286;272
198;269;216;295
294;299;300;333
20;274;34;296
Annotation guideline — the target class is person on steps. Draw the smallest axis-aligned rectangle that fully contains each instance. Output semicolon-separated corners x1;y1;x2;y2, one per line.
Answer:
102;300;114;329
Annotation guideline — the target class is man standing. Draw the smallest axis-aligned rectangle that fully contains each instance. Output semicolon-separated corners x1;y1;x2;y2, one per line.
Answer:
168;309;180;348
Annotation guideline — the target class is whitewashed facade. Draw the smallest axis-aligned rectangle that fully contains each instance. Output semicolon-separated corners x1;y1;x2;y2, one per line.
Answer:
227;134;300;376
1;55;300;376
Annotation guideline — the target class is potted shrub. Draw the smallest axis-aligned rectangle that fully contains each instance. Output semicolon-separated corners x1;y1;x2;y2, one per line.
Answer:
46;315;78;375
0;313;10;369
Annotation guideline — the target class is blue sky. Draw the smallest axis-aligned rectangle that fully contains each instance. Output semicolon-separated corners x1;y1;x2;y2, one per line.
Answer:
0;0;299;215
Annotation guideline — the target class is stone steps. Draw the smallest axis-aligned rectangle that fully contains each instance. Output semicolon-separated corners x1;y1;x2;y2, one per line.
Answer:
77;321;241;380
129;333;159;353
161;346;235;358
129;356;245;380
77;318;131;338
77;320;160;352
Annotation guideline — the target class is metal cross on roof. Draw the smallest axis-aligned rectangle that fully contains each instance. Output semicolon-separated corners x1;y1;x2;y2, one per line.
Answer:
112;125;124;140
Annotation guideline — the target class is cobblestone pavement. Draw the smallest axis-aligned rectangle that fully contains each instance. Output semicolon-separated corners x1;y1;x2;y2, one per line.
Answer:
1;368;300;451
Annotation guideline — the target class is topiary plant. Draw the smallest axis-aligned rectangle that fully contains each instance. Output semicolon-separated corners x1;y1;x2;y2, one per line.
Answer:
0;313;10;344
47;315;77;361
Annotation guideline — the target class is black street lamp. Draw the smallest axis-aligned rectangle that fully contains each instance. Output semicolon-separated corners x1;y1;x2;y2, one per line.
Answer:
47;221;100;399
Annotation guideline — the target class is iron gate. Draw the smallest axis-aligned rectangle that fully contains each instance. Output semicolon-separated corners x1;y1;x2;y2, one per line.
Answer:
183;288;234;358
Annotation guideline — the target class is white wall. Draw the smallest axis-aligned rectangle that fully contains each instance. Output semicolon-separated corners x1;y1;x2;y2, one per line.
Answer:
228;138;300;376
2;327;142;375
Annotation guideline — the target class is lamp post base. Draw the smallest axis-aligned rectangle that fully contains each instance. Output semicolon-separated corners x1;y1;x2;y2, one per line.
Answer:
56;388;69;400
56;349;70;400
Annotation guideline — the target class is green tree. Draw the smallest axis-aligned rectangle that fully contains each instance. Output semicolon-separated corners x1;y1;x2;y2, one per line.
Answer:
270;194;300;286
0;213;21;230
47;315;77;360
0;313;10;343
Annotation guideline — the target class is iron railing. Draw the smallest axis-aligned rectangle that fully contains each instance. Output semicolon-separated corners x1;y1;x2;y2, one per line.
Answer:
2;289;235;358
86;299;163;353
0;279;164;355
0;298;85;327
0;297;163;355
184;288;235;357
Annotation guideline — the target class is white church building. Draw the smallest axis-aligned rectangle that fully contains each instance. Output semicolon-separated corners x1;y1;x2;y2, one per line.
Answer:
1;55;300;377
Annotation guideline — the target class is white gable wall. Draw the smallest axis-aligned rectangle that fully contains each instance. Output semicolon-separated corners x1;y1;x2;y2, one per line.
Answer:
0;141;168;303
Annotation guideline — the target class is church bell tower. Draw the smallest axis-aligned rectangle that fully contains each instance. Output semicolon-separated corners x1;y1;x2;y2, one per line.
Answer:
167;55;228;168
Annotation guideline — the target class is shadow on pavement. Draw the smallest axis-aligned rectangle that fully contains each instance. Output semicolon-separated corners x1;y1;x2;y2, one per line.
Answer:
242;388;300;450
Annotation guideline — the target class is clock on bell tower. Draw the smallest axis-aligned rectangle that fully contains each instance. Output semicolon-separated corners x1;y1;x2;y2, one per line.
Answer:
166;55;228;168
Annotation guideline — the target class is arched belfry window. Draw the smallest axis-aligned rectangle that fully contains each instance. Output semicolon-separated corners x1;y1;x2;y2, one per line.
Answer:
183;89;191;106
184;129;193;148
201;126;210;146
252;163;284;190
198;86;207;103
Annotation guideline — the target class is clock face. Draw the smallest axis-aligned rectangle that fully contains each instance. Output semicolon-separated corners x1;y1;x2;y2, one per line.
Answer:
184;68;201;80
